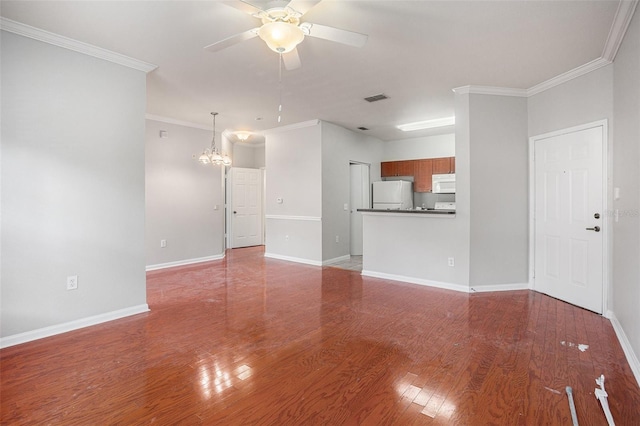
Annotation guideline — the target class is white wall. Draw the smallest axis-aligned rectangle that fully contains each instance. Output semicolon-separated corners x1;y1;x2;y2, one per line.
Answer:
145;120;225;269
468;94;529;287
264;121;323;264
528;65;614;138
362;214;467;288
320;121;383;262
232;142;265;169
612;8;640;381
383;133;455;161
1;32;148;339
264;120;383;264
453;92;472;287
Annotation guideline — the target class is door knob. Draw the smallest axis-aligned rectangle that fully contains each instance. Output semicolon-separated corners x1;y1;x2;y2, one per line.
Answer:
233;211;237;214
586;226;601;232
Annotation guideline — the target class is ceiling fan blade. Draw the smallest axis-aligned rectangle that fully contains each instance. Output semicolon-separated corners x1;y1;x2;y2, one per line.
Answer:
303;23;368;48
221;1;265;16
282;48;302;70
286;0;321;15
204;28;259;52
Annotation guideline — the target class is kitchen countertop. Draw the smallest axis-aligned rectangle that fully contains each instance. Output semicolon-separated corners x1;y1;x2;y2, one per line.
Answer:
357;208;455;215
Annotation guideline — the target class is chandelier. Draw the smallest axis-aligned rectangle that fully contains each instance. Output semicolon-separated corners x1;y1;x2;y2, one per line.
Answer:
198;112;231;166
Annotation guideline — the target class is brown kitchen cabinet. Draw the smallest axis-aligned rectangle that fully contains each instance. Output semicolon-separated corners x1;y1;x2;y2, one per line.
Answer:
381;160;415;177
433;157;455;174
381;161;397;177
380;156;454;192
414;159;433;192
397;160;415;176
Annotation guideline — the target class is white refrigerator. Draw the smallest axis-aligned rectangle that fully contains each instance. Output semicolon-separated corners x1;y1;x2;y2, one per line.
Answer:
372;181;413;210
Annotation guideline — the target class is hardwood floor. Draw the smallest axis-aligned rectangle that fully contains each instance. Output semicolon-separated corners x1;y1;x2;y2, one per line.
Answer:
2;246;639;424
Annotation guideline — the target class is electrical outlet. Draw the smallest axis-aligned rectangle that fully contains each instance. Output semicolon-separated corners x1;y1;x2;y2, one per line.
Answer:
160;239;167;248
335;235;339;243
285;235;289;241
67;275;78;290
448;257;455;267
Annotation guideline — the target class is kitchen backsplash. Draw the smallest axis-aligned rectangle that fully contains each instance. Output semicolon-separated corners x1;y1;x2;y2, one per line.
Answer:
414;192;455;209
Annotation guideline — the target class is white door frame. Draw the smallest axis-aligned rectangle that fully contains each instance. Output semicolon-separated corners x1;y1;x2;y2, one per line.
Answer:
528;119;610;315
349;161;371;256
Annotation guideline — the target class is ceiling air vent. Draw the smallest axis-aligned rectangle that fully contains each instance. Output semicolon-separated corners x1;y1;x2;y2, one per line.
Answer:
357;127;370;131
364;93;388;103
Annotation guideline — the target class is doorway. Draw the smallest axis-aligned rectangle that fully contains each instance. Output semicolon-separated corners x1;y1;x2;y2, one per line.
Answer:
530;121;608;313
228;167;264;249
349;162;371;256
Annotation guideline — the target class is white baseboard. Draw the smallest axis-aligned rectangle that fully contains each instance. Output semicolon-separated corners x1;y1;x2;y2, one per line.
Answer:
264;252;322;266
470;282;530;293
146;254;225;271
361;270;469;293
609;312;640;388
322;255;351;266
0;304;150;349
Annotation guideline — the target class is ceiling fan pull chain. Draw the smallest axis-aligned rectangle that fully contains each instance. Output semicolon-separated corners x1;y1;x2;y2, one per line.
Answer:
278;52;283;123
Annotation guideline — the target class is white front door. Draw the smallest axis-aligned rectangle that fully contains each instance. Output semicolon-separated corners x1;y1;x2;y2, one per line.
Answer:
350;163;370;256
533;124;605;313
230;167;263;248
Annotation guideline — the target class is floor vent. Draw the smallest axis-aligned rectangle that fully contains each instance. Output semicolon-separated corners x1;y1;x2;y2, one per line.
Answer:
364;93;388;103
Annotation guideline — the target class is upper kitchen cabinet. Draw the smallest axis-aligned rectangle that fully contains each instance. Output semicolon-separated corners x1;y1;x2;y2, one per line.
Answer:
397;160;416;176
381;161;396;177
381;160;415;177
414;159;433;192
380;156;454;192
433;157;455;174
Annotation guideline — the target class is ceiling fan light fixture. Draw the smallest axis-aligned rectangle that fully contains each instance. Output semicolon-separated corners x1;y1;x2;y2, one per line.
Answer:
258;21;304;53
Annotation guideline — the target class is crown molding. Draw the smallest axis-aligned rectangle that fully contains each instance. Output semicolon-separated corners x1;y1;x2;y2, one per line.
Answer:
526;57;612;96
145;114;212;131
452;85;527;97
453;56;613;99
453;1;637;99
0;17;157;73
602;0;639;61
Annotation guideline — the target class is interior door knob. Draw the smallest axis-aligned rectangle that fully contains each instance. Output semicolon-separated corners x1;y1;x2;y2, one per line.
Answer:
586;226;600;232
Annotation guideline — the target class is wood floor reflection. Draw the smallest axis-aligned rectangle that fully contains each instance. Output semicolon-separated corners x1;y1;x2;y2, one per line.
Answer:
2;246;639;424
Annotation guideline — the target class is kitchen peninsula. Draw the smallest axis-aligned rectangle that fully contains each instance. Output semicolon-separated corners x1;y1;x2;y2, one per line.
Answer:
357;153;467;292
357;206;467;294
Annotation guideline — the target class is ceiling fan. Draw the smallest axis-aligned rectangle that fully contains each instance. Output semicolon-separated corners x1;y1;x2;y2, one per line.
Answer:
204;0;368;70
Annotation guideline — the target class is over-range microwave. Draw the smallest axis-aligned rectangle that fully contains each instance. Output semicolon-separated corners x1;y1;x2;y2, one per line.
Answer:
432;173;455;193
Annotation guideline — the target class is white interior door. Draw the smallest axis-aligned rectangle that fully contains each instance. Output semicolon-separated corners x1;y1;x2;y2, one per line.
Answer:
230;167;263;248
533;125;604;313
350;163;370;256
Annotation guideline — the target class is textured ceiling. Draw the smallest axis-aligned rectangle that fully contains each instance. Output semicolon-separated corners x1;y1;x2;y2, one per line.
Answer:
0;1;621;141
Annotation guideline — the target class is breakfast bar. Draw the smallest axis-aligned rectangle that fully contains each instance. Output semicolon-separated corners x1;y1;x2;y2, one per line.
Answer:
357;208;468;293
